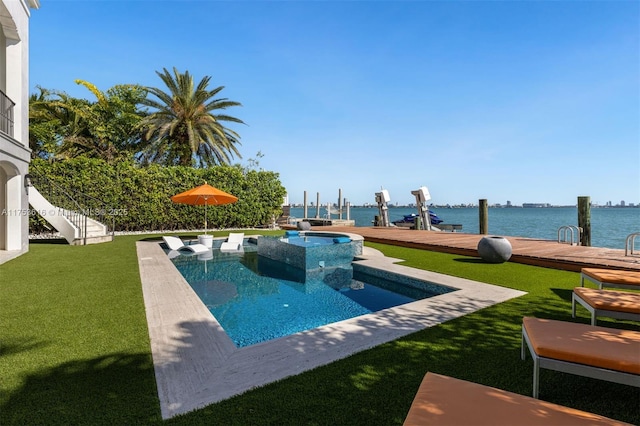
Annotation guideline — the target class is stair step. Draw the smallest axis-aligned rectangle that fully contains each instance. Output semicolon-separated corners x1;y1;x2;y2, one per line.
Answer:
29;185;113;245
70;235;114;245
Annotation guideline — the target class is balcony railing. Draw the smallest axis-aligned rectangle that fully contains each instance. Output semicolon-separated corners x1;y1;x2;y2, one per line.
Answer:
0;90;15;138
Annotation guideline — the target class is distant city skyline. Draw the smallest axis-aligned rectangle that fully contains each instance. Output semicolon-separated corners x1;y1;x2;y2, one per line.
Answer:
288;200;638;208
284;189;639;209
29;1;639;206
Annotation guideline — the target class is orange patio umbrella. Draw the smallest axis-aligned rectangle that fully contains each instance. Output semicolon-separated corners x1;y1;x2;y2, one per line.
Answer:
171;182;238;234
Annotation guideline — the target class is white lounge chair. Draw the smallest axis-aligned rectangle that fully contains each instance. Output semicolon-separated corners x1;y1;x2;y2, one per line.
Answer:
162;236;209;254
220;232;244;252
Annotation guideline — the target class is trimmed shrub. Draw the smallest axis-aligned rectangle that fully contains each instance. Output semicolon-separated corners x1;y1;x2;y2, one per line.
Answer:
29;158;287;232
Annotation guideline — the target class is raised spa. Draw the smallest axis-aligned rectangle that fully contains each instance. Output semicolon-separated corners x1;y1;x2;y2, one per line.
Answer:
256;231;363;274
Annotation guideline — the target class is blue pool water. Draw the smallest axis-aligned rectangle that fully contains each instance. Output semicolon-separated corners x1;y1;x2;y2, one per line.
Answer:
284;235;336;247
169;247;454;348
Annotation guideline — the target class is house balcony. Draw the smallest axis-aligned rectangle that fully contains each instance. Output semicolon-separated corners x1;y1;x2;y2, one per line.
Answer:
0;90;15;138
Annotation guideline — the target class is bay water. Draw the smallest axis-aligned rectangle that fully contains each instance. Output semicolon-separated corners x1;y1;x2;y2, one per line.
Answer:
290;207;639;250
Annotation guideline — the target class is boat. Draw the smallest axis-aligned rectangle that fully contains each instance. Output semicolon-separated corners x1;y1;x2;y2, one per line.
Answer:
392;212;444;228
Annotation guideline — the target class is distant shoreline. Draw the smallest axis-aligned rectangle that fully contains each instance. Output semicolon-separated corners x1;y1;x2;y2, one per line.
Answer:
289;204;639;209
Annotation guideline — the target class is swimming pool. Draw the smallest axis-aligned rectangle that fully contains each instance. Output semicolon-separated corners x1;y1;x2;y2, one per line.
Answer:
170;247;455;347
139;239;527;418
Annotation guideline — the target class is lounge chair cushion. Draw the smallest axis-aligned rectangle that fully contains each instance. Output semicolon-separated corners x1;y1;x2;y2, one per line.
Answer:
574;287;640;315
582;268;640;288
403;373;631;426
522;317;640;375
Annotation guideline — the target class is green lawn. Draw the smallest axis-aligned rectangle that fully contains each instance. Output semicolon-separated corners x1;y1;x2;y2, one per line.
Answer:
1;235;638;425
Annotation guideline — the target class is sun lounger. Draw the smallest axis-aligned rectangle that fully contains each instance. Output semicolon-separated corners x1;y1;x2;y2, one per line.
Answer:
572;287;640;325
521;317;640;398
162;236;209;254
220;232;244;252
581;268;640;290
403;372;632;425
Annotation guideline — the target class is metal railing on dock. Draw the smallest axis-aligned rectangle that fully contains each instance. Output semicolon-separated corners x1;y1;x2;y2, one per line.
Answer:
557;225;582;246
625;232;640;256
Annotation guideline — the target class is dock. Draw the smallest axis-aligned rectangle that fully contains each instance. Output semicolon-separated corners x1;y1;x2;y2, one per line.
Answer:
433;224;463;232
305;218;355;227
314;225;640;272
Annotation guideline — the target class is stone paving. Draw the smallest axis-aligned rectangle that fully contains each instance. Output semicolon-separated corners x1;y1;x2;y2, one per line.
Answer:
136;239;525;419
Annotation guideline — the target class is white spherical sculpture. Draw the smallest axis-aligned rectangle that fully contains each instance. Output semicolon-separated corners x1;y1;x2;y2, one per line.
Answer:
297;221;311;231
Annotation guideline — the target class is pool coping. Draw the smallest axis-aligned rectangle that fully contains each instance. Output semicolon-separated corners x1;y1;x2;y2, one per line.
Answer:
136;239;526;419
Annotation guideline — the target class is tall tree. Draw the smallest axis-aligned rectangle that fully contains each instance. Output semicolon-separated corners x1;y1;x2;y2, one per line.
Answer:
29;87;62;159
28;82;147;162
138;67;245;167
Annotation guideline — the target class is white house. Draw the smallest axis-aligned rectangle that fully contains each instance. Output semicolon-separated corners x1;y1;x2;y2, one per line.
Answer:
0;0;39;263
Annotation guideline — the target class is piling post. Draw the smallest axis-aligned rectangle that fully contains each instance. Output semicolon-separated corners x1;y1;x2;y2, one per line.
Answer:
479;199;488;234
578;196;591;246
315;192;320;218
303;191;308;220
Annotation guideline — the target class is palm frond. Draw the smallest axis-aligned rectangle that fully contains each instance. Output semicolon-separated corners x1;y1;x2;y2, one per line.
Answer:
140;67;245;167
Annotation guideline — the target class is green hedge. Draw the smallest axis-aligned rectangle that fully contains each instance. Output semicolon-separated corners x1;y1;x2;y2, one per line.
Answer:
29;158;287;232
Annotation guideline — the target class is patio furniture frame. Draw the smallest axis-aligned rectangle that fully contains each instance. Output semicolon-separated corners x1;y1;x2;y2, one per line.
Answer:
521;317;640;398
581;268;640;290
572;287;640;326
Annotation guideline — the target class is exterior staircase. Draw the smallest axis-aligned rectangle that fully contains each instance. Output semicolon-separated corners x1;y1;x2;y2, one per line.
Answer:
27;174;114;245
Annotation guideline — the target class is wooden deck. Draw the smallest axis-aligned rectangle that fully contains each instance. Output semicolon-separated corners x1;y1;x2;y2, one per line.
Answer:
317;226;640;272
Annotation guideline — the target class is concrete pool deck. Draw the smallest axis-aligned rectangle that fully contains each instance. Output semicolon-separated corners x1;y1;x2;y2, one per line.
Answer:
136;239;526;419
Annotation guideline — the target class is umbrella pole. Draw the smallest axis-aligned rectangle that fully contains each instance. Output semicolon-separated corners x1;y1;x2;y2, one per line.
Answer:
205;204;208;234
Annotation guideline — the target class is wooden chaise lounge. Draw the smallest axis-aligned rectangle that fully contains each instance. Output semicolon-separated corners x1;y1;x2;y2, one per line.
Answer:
581;268;640;290
521;317;640;398
572;287;640;325
403;372;632;425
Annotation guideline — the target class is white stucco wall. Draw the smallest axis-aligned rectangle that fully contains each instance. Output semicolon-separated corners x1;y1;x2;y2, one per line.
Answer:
0;0;39;257
4;0;37;146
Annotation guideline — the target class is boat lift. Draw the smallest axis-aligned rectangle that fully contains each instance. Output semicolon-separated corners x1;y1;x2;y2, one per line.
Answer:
411;186;434;230
374;189;391;227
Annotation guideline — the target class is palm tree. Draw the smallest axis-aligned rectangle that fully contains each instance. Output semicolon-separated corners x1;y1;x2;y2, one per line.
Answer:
29;86;61;159
138;67;245;167
29;86;93;160
29;82;147;162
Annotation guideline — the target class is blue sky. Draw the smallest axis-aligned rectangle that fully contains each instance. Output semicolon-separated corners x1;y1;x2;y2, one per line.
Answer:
29;1;639;206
